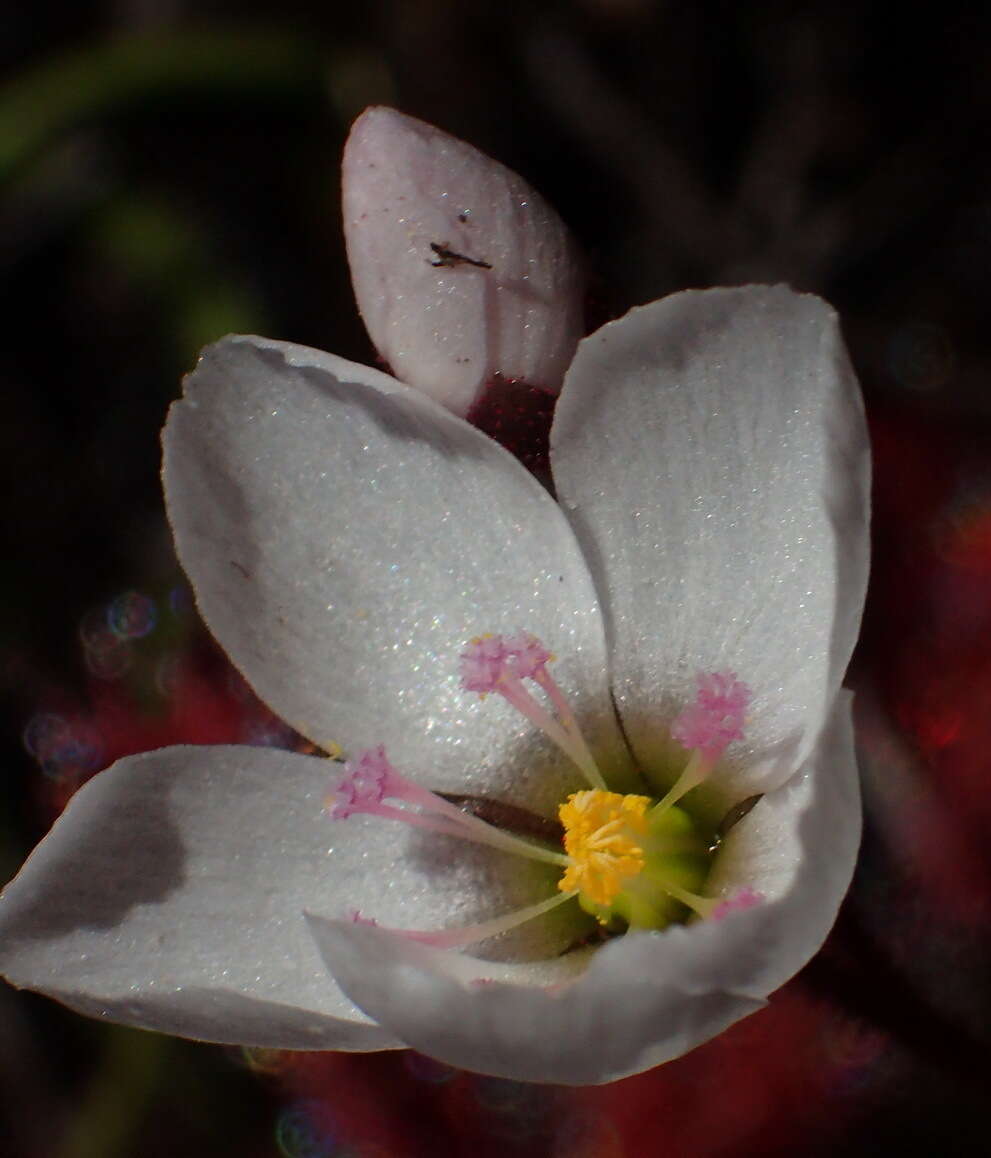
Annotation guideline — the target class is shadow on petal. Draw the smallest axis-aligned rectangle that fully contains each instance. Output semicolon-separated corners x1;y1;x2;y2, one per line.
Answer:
0;763;187;944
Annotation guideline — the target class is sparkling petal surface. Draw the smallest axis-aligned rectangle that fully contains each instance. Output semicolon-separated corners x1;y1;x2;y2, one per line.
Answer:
164;335;625;814
0;745;586;1049
307;692;858;1083
551;285;870;800
343;107;584;416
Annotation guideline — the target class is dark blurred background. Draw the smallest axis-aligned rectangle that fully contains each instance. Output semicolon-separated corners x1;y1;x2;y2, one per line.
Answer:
3;2;991;1155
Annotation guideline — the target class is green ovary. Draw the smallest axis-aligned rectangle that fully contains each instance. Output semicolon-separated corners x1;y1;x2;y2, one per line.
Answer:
577;803;713;932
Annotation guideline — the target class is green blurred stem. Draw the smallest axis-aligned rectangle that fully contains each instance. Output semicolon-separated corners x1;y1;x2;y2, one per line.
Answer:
57;1026;169;1158
0;30;320;181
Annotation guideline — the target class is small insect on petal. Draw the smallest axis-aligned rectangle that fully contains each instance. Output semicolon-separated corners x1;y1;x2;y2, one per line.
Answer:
342;106;585;415
429;242;492;270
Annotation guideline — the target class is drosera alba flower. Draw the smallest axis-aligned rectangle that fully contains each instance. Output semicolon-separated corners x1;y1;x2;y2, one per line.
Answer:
342;106;585;416
0;284;870;1085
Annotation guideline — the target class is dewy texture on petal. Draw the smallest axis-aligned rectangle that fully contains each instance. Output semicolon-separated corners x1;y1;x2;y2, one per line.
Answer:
307;693;859;1084
0;745;408;1050
551;286;870;802
163;336;625;816
343;106;584;416
0;732;592;1050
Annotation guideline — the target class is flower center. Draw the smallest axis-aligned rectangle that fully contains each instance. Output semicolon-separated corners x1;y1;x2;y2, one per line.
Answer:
557;789;715;929
559;790;650;906
327;633;762;950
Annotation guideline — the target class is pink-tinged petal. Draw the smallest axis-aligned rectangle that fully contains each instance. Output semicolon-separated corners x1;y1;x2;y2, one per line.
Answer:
551;286;870;803
163;336;629;815
710;887;764;921
343;107;584;417
703;691;861;993
306;692;858;1083
306;913;763;1085
0;745;585;1048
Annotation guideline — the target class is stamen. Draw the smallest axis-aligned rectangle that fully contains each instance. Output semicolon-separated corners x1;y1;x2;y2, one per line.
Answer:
529;663;605;789
460;633;608;790
369;889;580;951
501;631;553;680
671;671;751;755
327;744;404;819
458;633;514;694
328;746;569;868
497;675;608;790
652;671;753;816
337;798;481;840
649;750;711;817
652;880;763;921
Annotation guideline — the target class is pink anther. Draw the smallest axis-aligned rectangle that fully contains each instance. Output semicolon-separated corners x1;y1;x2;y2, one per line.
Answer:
504;632;551;680
459;635;513;693
329;745;402;819
459;632;553;693
671;671;752;755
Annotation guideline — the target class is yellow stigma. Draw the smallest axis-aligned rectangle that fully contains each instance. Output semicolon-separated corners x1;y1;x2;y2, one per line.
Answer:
558;790;651;906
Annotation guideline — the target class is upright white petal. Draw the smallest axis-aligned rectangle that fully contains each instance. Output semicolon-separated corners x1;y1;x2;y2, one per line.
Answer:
307;693;858;1083
551;286;870;801
164;336;626;814
343;107;584;416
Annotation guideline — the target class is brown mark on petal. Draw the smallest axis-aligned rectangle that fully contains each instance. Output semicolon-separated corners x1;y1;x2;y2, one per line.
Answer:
710;793;764;851
437;793;563;843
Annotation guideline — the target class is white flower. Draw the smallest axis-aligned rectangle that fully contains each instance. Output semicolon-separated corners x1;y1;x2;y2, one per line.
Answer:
342;106;585;416
0;284;869;1084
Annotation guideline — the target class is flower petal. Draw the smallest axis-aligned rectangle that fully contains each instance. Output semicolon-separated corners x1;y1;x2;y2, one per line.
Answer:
0;743;587;1048
343;107;584;416
703;690;860;993
163;336;624;813
307;915;762;1085
306;691;858;1083
0;746;397;1047
551;286;870;798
